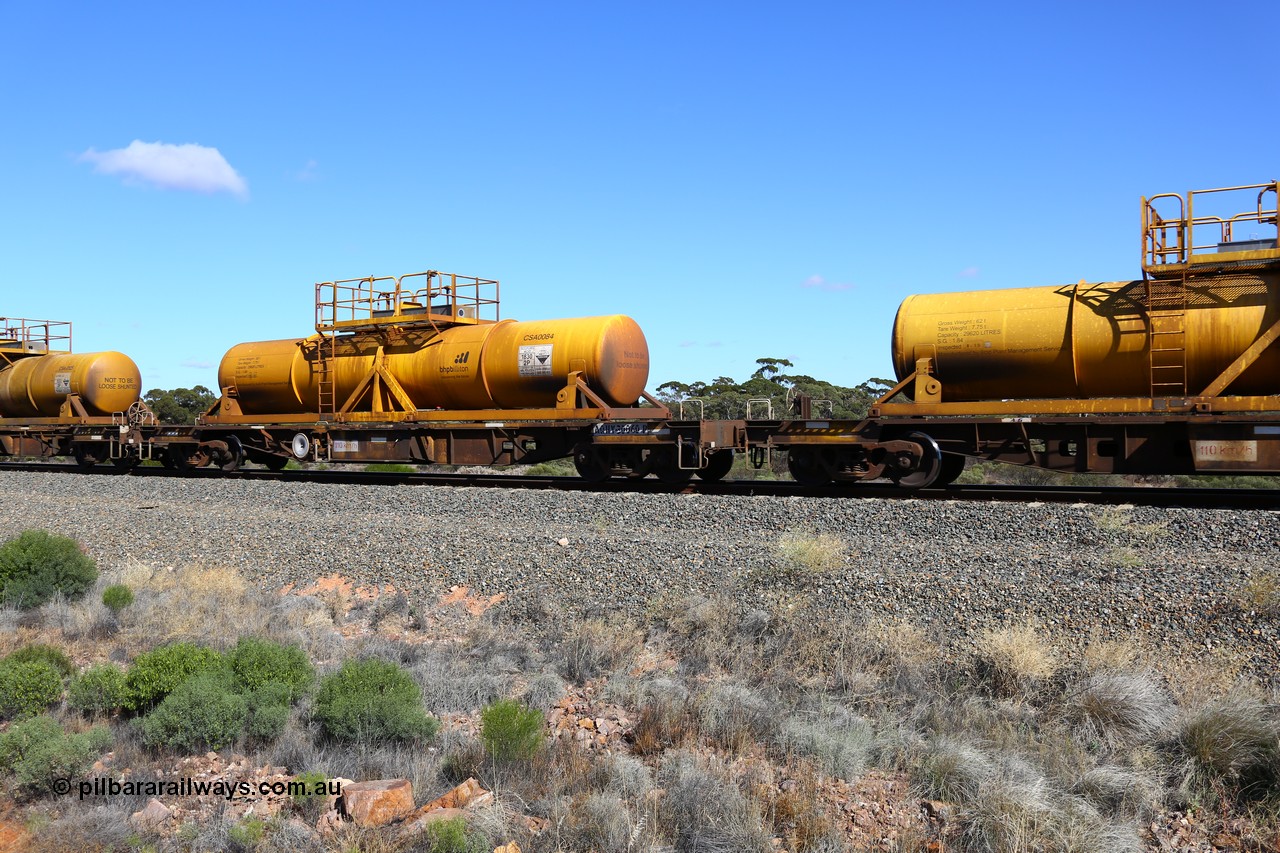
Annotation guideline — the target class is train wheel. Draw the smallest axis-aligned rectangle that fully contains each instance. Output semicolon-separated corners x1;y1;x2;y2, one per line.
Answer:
654;464;694;484
573;447;609;483
74;446;104;470
651;447;694;483
787;450;831;486
696;450;735;482
936;452;967;486
220;436;246;472
892;431;943;489
162;447;192;471
263;455;290;471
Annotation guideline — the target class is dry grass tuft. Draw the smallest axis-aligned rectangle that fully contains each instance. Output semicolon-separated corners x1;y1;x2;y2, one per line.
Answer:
974;622;1059;697
121;563;271;650
779;706;874;781
1169;694;1280;811
696;681;780;752
557;618;644;684
958;773;1055;853
773;531;846;577
1159;646;1253;708
560;791;654;853
1080;631;1146;673
1063;672;1174;750
914;737;994;803
657;751;773;853
1236;569;1280;617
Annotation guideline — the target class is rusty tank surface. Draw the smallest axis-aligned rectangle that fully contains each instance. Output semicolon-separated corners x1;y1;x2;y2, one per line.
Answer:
0;350;142;417
891;274;1280;401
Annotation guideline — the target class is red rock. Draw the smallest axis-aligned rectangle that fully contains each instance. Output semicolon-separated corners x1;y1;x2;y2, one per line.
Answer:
419;777;486;811
129;798;171;830
341;779;415;827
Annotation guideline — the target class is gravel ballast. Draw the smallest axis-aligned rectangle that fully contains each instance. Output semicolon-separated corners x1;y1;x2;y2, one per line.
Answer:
3;470;1277;675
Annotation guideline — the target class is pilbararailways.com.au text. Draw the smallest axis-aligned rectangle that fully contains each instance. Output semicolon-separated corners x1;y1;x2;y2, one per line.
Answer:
55;777;344;801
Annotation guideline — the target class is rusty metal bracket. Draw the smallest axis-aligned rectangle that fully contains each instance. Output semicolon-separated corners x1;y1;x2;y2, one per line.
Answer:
874;357;941;406
57;394;90;421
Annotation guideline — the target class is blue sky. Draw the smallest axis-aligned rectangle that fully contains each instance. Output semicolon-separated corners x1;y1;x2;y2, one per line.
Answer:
3;2;1278;393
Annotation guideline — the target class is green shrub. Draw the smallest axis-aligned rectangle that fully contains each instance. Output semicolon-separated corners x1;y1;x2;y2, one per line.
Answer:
290;770;331;822
227;817;265;847
0;715;112;797
422;815;487;853
141;672;247;751
480;699;544;760
125;642;225;711
101;584;134;614
245;683;292;741
0;660;64;719
312;658;438;743
226;636;314;702
0;530;98;608
4;644;75;680
69;664;129;716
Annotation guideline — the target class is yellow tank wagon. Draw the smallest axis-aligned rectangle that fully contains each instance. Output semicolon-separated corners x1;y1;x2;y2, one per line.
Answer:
197;270;717;480
773;182;1280;487
0;317;161;467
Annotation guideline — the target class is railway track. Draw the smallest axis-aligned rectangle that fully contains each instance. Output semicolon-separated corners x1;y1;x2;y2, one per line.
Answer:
2;460;1278;510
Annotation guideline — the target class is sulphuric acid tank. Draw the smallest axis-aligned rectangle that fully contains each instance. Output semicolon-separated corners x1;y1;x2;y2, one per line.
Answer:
0;352;143;417
218;314;651;414
891;275;1280;400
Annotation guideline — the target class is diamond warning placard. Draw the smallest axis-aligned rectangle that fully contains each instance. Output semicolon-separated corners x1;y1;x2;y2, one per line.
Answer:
518;344;553;377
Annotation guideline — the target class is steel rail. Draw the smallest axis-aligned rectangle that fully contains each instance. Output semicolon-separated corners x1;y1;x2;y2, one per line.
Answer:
0;461;1277;510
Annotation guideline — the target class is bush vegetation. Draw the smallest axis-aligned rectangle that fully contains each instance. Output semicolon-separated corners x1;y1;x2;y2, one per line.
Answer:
100;583;134;614
68;664;129;716
0;659;64;719
6;545;1280;851
479;699;544;760
313;658;439;743
5;644;75;679
0;530;98;608
124;642;226;711
140;671;248;751
0;715;112;797
226;636;314;701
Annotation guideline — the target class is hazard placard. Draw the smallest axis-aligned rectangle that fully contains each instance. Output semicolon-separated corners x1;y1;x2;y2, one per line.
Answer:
518;344;553;377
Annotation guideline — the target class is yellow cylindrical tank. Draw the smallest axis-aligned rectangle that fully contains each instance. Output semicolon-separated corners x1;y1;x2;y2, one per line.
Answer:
892;276;1280;400
0;352;142;417
219;315;651;414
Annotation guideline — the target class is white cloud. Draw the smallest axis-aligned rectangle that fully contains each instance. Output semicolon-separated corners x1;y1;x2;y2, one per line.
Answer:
958;266;980;278
800;274;852;292
79;140;248;198
181;359;213;369
295;159;319;182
